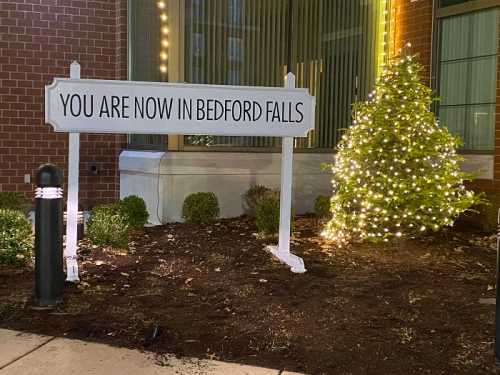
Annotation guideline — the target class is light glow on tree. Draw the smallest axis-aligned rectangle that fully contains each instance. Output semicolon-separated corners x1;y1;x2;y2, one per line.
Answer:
323;51;480;246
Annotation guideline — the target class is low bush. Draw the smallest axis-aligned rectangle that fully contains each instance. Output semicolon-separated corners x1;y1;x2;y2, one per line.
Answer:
243;185;273;216
459;192;498;233
255;193;282;235
0;209;33;267
182;192;220;224
120;195;149;228
0;192;30;213
314;195;331;219
86;203;129;248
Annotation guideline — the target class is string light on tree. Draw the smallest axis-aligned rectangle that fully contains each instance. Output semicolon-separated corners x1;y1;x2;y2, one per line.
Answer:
322;48;480;246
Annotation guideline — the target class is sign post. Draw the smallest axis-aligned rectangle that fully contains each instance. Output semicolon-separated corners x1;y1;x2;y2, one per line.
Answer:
65;62;80;282
267;73;306;273
45;63;315;275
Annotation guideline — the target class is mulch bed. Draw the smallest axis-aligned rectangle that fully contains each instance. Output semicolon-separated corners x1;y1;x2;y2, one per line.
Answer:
0;216;497;374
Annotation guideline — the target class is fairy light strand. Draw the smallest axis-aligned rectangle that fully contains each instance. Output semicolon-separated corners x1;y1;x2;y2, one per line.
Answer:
158;1;168;77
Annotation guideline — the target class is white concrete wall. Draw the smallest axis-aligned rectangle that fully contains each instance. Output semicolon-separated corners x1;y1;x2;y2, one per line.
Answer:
460;154;493;179
119;150;333;223
119;151;166;225
119;150;494;224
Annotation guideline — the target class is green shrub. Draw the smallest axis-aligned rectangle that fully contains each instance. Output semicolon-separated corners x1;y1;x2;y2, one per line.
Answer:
0;209;33;267
90;202;122;216
243;185;273;216
182;192;220;224
0;192;30;213
459;192;497;233
255;193;282;235
314;195;331;219
87;203;129;248
120;195;149;228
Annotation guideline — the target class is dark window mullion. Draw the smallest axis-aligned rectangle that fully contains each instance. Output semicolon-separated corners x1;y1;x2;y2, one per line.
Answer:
440;52;498;63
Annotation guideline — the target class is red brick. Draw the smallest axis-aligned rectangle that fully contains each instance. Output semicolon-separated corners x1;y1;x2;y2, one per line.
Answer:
0;0;127;201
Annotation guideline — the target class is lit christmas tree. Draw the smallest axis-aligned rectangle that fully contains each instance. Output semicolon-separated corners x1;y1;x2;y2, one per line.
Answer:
323;52;479;246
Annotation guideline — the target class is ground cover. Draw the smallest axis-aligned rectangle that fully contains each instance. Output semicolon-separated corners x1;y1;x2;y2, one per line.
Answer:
0;216;497;374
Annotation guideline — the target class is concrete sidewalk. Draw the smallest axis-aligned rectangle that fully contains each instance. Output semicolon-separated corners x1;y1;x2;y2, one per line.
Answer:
0;329;303;375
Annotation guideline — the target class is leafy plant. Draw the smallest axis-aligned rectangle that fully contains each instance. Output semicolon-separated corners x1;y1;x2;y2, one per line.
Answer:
243;185;273;216
459;192;496;233
324;54;480;245
86;203;129;248
182;192;220;224
0;209;33;267
120;195;149;228
314;195;331;219
255;193;282;235
0;192;30;213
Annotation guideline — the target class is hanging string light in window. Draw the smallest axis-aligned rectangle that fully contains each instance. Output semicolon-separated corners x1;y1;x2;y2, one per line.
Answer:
376;0;391;77
158;1;168;77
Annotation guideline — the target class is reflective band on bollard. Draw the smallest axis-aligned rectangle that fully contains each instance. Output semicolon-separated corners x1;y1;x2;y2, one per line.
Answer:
34;164;64;308
35;187;63;199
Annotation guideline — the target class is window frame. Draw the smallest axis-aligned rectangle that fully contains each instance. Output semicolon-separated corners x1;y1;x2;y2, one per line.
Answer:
126;0;167;151
126;0;389;153
432;1;499;154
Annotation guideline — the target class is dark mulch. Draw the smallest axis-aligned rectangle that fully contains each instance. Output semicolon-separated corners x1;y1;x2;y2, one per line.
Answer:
0;216;497;374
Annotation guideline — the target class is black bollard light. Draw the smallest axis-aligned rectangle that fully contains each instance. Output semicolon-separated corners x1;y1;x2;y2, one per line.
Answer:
34;164;64;307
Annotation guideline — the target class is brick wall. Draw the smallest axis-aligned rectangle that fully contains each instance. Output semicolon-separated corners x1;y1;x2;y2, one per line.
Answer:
0;0;127;207
391;0;433;82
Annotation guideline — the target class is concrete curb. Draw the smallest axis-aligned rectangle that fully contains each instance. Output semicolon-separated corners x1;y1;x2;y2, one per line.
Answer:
0;329;304;375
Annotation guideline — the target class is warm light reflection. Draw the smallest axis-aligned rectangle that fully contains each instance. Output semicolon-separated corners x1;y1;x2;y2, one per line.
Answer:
158;2;168;76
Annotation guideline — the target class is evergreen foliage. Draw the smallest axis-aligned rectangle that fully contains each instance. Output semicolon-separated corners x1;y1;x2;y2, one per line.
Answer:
243;185;273;217
323;54;479;245
120;195;149;228
182;192;220;224
0;192;30;213
255;193;281;235
0;209;33;267
314;195;331;219
87;203;130;248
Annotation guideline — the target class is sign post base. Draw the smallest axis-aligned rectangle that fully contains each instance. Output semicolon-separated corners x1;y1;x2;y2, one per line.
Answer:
65;255;80;283
266;245;306;274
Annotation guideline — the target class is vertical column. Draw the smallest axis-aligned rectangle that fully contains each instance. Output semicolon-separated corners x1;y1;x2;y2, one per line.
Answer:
269;72;306;273
278;72;295;254
167;0;185;150
65;61;81;282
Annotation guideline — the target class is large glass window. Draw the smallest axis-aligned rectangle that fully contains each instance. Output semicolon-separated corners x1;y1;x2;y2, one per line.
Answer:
128;0;386;151
128;0;166;150
437;8;498;152
440;0;475;7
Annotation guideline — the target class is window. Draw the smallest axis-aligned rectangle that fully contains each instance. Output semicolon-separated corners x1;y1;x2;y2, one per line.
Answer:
437;8;498;151
183;0;384;149
128;0;166;150
128;0;387;151
228;0;242;25
227;37;243;62
440;0;475;7
192;33;204;57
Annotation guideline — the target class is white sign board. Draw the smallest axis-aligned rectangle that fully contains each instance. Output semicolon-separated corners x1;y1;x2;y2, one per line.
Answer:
45;63;313;279
45;79;315;137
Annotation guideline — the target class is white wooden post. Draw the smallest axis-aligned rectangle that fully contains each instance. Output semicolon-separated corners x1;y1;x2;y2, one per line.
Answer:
267;72;306;273
65;61;80;282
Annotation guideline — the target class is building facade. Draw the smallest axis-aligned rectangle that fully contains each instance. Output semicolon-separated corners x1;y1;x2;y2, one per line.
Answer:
0;0;499;222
